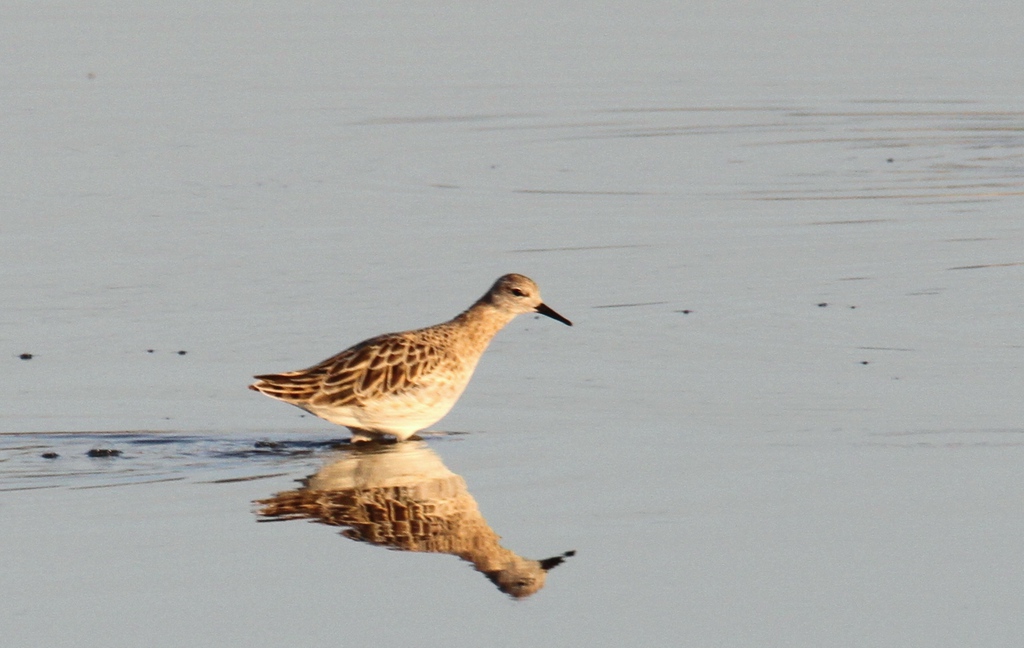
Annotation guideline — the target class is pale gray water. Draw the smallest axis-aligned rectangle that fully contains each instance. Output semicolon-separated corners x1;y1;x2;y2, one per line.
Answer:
2;2;1023;646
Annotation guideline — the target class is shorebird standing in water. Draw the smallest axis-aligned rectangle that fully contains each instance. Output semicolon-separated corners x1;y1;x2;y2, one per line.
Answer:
249;274;571;442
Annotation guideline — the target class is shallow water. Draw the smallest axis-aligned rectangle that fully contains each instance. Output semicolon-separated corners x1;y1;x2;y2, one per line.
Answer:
3;1;1024;646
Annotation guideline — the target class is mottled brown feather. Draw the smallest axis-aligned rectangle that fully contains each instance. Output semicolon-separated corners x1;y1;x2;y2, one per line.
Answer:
252;331;449;409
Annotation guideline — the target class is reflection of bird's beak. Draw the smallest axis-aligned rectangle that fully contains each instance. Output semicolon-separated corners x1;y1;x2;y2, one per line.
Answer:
535;302;573;326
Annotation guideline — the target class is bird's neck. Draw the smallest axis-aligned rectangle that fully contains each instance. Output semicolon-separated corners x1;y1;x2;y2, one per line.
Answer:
451;301;518;350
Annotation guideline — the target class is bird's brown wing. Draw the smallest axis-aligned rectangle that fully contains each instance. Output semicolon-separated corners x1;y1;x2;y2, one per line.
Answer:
250;332;445;407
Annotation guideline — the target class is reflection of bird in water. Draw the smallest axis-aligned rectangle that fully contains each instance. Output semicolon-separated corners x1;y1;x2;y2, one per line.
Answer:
248;274;571;442
256;441;574;599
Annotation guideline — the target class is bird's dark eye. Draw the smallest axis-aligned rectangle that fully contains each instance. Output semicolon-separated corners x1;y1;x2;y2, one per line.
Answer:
510;288;527;297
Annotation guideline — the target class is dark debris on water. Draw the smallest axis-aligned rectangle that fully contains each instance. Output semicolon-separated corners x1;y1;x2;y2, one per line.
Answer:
87;448;123;458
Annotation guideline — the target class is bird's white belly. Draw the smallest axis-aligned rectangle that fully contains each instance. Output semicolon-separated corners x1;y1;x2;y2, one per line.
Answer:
307;377;470;440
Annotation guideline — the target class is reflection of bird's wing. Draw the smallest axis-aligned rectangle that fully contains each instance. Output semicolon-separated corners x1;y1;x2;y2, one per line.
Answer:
256;472;474;552
250;331;446;407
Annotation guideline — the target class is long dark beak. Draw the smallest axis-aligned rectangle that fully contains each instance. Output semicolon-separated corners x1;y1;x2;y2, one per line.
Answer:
535;302;572;326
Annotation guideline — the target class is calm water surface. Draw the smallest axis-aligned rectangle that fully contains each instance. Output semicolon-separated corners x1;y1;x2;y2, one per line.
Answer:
2;1;1023;647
